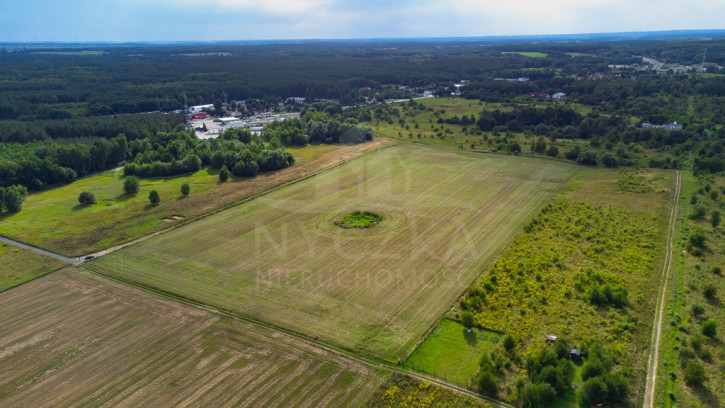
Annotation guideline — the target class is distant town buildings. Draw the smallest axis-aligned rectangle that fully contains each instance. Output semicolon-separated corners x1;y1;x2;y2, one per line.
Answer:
633;121;683;131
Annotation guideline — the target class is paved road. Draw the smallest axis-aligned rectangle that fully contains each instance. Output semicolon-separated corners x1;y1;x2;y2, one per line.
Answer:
0;235;83;264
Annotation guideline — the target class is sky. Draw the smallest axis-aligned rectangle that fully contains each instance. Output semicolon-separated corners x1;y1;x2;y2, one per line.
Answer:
1;0;724;42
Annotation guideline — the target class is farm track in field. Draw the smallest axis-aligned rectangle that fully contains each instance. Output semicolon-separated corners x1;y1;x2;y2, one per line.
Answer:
643;170;681;408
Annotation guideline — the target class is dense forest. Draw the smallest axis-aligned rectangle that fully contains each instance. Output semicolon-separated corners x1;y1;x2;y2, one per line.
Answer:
1;36;724;199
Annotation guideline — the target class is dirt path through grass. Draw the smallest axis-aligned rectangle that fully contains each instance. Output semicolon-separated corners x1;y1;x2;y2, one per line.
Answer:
644;170;681;408
0;235;80;264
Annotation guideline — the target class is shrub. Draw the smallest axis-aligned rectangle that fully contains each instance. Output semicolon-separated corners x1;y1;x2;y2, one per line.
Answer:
684;360;706;387
460;311;474;329
582;358;605;381
600;153;618;167
477;369;499;397
576;151;598;166
78;191;96;205
689;230;706;248
519;382;556;408
701;320;717;338
148;190;160;206
503;335;516;351
219;165;229;182
712;266;722;276
180;182;190;196
546;145;559;157
123;176;139;195
690;206;707;220
1;185;28;213
712;211;721;228
703;283;717;300
691;304;705;317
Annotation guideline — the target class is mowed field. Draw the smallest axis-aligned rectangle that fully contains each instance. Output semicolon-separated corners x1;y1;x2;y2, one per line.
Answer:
87;144;577;361
0;268;384;407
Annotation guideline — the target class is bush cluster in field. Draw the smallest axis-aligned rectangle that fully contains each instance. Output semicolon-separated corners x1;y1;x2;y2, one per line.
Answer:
335;211;383;229
458;199;663;402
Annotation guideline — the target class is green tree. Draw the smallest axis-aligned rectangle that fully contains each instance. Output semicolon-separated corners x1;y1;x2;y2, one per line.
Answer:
460;311;474;330
519;382;556;408
149;190;160;206
689;230;706;248
684;360;707;387
181;182;190;196
477;369;499;396
712;210;721;228
503;335;516;351
701;320;717;338
78;191;96;205
219;165;229;182
123;176;139;195
2;185;27;213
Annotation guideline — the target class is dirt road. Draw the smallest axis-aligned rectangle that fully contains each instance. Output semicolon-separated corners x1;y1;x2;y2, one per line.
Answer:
0;235;82;264
643;170;681;408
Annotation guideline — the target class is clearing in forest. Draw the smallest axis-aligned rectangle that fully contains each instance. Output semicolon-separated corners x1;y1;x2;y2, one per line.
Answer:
87;144;576;361
0;268;384;407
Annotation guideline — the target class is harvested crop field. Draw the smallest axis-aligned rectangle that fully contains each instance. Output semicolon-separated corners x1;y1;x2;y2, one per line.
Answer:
0;268;384;407
86;144;577;361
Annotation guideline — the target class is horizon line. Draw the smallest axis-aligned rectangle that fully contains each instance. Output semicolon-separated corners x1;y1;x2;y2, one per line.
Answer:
2;29;725;46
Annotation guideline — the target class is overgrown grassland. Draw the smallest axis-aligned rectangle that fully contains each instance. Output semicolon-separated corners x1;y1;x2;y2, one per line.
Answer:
367;374;489;408
658;173;724;407
0;268;385;407
0;140;390;256
0;244;64;291
86;144;576;361
452;168;674;404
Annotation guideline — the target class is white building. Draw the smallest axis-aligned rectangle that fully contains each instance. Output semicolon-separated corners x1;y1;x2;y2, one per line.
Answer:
190;104;214;113
552;93;567;100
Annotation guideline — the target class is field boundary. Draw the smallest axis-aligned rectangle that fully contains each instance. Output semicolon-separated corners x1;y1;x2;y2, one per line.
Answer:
83;266;513;408
643;170;681;408
398;164;578;365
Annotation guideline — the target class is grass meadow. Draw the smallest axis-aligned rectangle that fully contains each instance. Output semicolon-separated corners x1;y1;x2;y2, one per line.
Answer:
0;141;389;256
86;144;576;362
0;244;65;291
0;268;384;407
405;319;501;386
